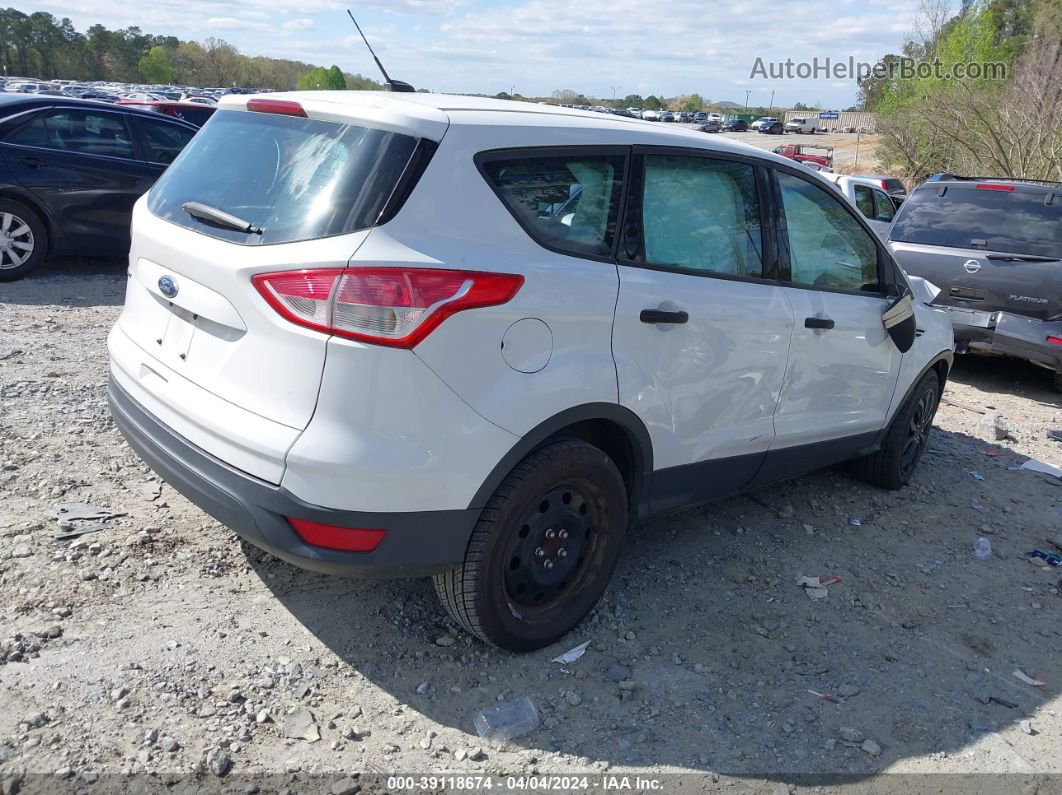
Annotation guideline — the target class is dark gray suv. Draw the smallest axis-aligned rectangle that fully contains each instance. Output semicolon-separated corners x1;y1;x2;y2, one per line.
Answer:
888;175;1062;391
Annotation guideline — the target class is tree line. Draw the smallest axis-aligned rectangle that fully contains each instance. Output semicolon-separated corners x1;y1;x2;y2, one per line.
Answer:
862;0;1061;182
0;8;382;90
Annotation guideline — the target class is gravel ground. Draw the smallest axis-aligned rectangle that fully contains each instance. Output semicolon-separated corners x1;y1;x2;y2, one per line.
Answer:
1;257;1060;793
682;127;880;169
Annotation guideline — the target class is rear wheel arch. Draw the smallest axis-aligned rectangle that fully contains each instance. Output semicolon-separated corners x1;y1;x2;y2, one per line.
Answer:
468;404;653;521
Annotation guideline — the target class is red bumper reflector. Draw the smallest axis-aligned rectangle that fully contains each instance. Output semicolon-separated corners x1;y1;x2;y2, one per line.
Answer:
288;518;386;552
1047;336;1062;347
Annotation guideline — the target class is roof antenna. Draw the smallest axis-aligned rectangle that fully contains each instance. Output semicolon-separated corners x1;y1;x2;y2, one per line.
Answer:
346;10;415;93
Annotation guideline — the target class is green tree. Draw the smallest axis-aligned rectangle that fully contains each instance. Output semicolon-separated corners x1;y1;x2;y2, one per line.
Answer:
297;66;330;90
325;64;345;89
138;46;177;83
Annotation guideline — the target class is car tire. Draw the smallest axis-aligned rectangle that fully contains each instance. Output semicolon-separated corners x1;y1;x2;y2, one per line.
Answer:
0;199;47;282
1053;370;1062;394
850;370;940;490
434;438;628;651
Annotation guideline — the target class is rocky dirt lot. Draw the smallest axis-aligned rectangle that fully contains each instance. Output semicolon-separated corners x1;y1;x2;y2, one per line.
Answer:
1;257;1060;794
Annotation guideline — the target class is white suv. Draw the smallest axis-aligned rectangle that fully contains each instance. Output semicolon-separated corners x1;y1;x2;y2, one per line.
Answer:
107;93;953;651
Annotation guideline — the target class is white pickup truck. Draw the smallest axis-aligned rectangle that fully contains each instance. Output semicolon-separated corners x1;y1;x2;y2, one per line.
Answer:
818;174;899;239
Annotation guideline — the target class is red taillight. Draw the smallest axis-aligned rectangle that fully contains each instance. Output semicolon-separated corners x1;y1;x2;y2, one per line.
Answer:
288;518;386;552
246;98;307;118
1048;336;1062;346
976;183;1015;191
252;267;524;348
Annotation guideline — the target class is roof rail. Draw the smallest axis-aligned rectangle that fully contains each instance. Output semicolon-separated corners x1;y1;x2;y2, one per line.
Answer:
927;172;1062;187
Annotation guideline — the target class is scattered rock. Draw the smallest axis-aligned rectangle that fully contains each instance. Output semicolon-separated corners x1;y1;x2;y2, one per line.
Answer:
838;684;861;698
861;739;882;757
206;748;231;777
604;664;631;683
282;708;320;742
21;712;48;729
330;778;359;795
160;736;179;752
839;726;865;743
434;634;457;647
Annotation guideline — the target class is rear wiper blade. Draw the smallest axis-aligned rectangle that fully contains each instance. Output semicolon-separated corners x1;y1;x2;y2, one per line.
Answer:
181;201;263;235
985;253;1059;263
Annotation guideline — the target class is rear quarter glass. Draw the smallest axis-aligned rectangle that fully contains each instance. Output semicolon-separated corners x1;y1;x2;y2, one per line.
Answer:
891;185;1061;259
146;109;418;245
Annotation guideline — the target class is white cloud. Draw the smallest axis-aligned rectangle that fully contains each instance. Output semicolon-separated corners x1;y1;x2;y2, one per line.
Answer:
283;17;314;30
205;16;273;31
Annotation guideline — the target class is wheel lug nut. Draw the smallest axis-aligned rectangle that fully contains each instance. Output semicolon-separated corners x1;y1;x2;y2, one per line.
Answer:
545;529;556;539
544;560;554;569
559;529;568;540
558;549;567;558
535;547;545;557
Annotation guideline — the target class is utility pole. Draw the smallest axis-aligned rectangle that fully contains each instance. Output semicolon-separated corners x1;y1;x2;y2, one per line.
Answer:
853;95;867;170
768;89;775;115
744;89;750;109
611;86;617;104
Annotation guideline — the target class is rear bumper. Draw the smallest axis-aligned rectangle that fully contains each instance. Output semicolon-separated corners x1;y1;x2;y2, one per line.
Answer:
946;308;1062;372
108;377;479;578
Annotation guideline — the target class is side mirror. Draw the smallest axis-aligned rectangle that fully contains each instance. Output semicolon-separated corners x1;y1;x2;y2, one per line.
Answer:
882;291;916;353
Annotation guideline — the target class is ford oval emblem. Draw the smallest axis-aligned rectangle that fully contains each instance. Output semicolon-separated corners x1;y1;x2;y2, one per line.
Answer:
158;275;179;298
963;259;982;274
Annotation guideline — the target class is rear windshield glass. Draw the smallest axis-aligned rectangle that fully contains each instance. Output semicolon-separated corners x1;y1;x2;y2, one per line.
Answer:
891;185;1061;258
147;110;418;245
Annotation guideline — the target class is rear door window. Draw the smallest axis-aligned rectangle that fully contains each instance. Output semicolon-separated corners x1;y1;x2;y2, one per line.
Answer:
853;184;875;218
891;185;1061;258
634;154;764;277
136;117;195;165
479;151;625;258
7;108;135;159
147;109;419;245
871;188;895;222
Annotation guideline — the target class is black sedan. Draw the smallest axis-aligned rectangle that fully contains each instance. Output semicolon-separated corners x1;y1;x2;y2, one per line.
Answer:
0;94;199;280
758;120;785;134
722;119;749;132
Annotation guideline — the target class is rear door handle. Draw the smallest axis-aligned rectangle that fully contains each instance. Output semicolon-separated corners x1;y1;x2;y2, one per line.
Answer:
19;156;42;169
640;309;688;325
804;316;835;329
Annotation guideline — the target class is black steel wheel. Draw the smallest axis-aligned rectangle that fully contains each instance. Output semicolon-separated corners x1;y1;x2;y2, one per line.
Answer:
434;438;627;651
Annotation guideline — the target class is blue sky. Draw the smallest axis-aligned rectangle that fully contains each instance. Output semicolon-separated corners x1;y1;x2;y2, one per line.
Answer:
32;0;925;106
